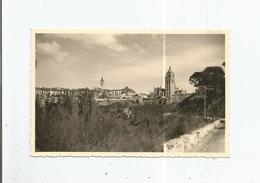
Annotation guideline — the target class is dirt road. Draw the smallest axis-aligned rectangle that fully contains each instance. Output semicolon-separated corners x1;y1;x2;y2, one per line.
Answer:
189;125;225;152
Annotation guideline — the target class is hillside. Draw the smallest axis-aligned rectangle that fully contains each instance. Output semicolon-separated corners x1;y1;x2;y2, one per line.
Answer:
176;91;225;118
35;96;209;152
177;66;226;118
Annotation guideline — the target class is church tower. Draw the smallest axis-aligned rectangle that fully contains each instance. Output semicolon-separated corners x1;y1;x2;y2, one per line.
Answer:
165;66;175;102
100;77;104;88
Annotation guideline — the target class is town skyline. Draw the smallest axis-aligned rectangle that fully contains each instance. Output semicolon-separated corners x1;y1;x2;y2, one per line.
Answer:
35;33;225;93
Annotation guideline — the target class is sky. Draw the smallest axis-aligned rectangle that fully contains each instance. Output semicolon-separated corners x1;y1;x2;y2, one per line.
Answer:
35;33;225;93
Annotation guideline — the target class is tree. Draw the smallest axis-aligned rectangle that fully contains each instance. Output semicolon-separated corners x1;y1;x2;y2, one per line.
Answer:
189;66;225;95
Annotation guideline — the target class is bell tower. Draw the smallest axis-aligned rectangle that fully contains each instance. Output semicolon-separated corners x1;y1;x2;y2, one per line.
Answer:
165;66;175;102
100;77;104;88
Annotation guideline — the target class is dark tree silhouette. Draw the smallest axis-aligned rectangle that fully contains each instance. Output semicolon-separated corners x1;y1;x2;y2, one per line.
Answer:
189;66;225;95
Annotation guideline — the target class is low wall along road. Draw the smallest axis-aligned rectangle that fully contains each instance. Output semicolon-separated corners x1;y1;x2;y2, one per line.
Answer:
163;119;224;153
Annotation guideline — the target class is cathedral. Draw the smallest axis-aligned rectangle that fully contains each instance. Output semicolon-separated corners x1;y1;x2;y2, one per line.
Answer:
165;66;176;102
154;66;190;104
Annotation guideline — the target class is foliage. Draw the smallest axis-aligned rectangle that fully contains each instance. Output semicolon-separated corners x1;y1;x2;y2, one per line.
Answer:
36;97;207;152
189;66;225;95
177;66;225;118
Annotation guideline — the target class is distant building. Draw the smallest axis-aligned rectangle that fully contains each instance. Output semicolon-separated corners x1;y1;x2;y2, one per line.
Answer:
36;87;91;97
100;77;104;88
106;89;122;97
102;86;136;99
35;87;92;108
165;66;176;102
173;88;190;103
153;86;167;104
93;77;140;105
154;86;165;98
153;66;192;104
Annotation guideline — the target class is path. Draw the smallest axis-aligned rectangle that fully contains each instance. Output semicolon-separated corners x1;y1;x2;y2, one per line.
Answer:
189;123;225;152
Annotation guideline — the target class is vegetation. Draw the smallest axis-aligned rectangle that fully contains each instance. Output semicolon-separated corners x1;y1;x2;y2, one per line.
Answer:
36;99;208;152
189;66;225;95
177;66;225;117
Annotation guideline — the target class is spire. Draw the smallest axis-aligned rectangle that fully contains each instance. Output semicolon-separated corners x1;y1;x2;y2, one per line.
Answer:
100;77;104;87
166;66;174;74
168;66;173;72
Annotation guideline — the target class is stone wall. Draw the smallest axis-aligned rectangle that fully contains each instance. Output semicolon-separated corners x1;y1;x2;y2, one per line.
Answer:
163;120;222;152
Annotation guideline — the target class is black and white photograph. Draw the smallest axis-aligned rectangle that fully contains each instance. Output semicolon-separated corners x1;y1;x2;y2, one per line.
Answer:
32;31;228;155
5;0;260;181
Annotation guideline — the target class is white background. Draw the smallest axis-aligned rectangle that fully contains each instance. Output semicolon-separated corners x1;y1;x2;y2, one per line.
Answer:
2;0;260;182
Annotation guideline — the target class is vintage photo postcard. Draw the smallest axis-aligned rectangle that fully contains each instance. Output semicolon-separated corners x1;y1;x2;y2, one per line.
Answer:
31;30;229;157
